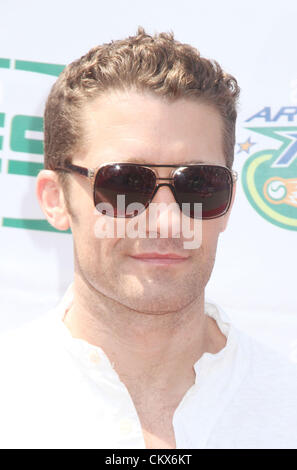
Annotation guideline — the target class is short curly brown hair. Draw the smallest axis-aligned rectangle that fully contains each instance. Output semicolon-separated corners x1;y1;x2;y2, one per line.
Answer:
44;26;239;177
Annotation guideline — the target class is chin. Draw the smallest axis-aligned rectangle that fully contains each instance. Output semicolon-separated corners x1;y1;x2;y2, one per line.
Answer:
121;288;201;315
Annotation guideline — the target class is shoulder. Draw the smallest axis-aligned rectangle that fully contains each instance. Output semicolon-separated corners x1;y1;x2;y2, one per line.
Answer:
0;314;81;448
207;300;297;387
0;311;60;361
210;327;297;448
207;300;297;390
0;311;74;397
231;327;297;425
237;327;297;385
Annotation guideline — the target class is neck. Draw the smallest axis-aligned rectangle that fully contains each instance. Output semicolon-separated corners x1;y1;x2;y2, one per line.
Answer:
64;274;226;391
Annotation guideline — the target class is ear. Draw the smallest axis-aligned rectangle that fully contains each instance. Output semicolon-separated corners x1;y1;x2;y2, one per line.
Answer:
36;170;70;231
219;180;237;233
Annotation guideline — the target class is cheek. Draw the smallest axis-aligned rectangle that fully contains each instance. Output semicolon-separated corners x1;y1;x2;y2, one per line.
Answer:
66;181;124;278
72;211;124;271
200;220;223;252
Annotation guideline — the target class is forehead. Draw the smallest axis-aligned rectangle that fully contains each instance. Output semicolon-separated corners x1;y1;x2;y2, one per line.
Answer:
79;90;225;167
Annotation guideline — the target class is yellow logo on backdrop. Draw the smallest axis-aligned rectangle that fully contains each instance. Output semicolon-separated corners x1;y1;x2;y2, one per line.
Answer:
240;107;297;231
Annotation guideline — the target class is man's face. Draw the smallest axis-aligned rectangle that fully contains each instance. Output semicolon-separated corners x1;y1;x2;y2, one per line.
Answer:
66;90;233;314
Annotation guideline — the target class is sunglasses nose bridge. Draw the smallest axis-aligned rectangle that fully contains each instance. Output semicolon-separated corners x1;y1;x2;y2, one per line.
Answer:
151;181;179;206
148;182;184;236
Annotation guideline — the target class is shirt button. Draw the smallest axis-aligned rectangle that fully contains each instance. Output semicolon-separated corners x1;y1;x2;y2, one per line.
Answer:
119;418;133;435
89;349;101;365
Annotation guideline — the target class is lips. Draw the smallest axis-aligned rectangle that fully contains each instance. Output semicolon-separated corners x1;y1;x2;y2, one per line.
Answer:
130;252;188;264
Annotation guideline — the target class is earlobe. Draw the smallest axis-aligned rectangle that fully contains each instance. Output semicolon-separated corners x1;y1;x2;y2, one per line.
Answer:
36;170;70;231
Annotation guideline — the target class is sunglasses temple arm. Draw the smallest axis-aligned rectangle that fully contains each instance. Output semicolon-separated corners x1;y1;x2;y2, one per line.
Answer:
54;162;90;178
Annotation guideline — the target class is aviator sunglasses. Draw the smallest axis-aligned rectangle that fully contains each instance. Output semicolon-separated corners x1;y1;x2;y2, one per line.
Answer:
55;161;237;219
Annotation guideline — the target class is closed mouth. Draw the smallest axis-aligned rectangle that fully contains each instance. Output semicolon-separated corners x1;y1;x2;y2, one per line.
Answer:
129;253;188;264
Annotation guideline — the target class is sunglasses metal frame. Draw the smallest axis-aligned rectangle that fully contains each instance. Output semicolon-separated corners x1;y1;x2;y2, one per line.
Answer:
54;161;238;219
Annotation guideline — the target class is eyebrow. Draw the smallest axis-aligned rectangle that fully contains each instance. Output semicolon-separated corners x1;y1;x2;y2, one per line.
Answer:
125;157;207;165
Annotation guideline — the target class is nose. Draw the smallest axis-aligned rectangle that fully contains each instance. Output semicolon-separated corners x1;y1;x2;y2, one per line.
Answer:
151;182;177;205
146;183;183;238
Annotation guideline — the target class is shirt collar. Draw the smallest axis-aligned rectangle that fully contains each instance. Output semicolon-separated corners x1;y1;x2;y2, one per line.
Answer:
52;283;237;377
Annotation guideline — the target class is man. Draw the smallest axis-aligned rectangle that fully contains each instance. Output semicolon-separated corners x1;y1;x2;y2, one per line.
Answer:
1;27;297;449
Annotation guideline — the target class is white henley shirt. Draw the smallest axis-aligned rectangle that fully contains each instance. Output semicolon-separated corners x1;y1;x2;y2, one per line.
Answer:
1;285;297;449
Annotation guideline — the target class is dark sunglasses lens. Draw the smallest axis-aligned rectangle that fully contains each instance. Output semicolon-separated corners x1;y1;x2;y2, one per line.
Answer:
94;164;156;217
174;166;232;219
